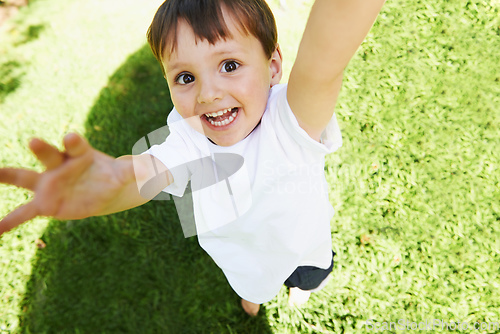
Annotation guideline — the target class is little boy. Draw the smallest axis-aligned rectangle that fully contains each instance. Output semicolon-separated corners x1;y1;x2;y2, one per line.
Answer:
0;0;385;316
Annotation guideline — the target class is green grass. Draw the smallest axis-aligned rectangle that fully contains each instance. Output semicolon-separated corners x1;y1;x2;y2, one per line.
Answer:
1;0;499;333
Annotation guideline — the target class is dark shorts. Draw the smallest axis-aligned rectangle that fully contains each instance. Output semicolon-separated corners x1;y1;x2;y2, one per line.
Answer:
284;251;335;291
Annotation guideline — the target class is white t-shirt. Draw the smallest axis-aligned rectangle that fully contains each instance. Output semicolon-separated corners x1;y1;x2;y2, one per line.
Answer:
146;83;342;303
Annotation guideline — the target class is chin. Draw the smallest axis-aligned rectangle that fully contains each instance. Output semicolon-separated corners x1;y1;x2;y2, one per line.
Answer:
209;136;240;147
208;129;250;146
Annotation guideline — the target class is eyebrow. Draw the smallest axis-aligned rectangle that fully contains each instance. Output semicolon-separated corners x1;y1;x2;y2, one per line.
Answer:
166;47;244;74
165;61;188;75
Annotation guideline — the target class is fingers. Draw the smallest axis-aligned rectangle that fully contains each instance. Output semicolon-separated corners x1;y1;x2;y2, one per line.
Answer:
29;134;90;168
29;138;65;170
0;201;39;236
63;133;91;158
0;168;40;191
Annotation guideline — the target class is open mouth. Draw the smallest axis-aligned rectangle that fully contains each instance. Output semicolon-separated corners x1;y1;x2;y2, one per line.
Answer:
203;107;239;127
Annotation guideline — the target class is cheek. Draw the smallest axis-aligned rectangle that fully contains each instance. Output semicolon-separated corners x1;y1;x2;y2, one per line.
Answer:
171;91;194;116
238;73;270;101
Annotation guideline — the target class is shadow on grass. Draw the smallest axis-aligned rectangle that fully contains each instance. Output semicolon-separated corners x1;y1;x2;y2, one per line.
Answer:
14;24;45;45
0;60;22;103
19;45;272;333
1;15;46;103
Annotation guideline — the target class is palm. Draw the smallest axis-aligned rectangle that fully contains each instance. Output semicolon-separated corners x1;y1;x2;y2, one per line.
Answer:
0;134;132;235
37;151;125;219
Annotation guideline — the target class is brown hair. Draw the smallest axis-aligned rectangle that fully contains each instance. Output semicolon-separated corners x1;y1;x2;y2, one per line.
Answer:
147;0;278;74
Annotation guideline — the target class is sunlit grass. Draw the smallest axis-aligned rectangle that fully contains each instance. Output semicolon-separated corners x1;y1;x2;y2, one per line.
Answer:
1;0;499;333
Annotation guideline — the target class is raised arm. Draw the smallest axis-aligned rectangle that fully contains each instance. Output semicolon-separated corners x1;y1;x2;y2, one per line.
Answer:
287;0;386;141
0;133;172;236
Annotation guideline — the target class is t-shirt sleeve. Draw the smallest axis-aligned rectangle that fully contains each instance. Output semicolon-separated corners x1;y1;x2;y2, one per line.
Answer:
144;131;191;197
274;84;342;154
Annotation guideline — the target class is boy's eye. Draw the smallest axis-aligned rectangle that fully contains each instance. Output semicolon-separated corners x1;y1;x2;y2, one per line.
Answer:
221;61;240;73
176;73;195;85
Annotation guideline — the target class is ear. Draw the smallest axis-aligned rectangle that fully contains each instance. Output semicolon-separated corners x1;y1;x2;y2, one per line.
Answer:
269;44;283;87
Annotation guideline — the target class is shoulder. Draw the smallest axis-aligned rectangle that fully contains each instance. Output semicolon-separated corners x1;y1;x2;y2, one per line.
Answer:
262;83;342;154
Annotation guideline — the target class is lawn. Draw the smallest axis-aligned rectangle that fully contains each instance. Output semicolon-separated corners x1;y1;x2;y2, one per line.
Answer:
0;0;499;333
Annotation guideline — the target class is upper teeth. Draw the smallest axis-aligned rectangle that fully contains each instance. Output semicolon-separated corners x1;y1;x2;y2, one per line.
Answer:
205;108;233;118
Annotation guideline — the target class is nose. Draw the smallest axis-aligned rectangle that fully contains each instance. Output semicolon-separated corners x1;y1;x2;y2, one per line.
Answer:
197;77;223;104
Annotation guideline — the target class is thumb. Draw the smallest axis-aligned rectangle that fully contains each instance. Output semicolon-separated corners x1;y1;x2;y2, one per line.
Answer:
0;201;39;237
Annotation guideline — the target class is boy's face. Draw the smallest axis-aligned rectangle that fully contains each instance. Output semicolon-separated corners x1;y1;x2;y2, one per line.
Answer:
163;12;282;147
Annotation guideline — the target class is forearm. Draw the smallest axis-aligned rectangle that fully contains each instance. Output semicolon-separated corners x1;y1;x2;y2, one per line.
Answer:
294;0;386;81
287;0;386;138
96;154;173;216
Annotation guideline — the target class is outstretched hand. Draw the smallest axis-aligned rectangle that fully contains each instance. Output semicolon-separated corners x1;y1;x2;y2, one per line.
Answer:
0;133;137;236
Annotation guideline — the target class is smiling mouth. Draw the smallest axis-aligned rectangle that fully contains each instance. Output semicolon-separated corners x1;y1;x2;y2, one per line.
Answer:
203;107;239;127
